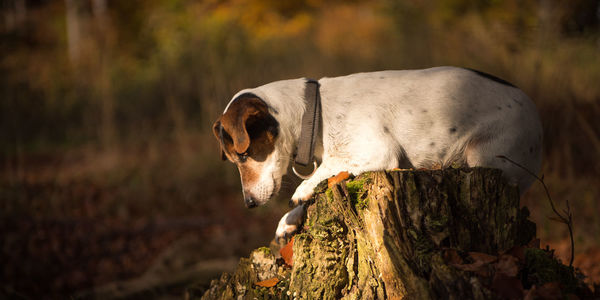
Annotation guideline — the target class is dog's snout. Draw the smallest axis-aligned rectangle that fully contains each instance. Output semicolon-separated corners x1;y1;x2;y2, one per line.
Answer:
244;196;258;208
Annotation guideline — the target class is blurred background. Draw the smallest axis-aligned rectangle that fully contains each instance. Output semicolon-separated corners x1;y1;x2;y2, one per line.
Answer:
1;0;599;298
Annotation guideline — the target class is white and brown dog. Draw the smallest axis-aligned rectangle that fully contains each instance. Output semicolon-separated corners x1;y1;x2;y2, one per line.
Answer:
212;66;543;240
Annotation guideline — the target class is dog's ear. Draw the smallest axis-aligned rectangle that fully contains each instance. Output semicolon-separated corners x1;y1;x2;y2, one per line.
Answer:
212;119;227;161
224;97;268;155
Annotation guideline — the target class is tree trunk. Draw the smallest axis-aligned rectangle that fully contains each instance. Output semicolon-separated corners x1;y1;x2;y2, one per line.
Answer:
191;168;538;299
64;0;82;65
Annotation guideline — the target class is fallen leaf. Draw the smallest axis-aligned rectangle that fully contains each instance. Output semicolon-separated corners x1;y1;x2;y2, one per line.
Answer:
442;248;463;265
468;252;498;264
524;282;565;300
255;277;280;287
504;245;525;262
527;238;540;249
280;236;294;266
328;171;350;188
451;252;497;277
496;254;520;277
535;282;563;300
524;286;537;300
492;272;524;300
451;260;492;277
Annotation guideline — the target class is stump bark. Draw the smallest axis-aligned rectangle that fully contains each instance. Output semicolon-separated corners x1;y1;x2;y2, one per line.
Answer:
192;168;538;299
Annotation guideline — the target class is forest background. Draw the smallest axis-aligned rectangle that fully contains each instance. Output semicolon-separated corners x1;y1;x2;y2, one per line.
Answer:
1;0;599;297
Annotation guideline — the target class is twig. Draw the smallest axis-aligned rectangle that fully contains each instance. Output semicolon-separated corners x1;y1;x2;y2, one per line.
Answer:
496;155;574;267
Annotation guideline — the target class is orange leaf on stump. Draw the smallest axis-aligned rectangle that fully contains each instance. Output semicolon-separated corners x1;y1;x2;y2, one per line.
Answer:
327;171;350;188
255;277;280;287
280;236;294;266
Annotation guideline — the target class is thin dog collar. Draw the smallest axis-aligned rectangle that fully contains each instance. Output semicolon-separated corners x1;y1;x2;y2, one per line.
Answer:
292;79;321;179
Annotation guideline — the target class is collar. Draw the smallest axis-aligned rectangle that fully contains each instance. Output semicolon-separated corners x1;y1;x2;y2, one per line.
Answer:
292;79;321;178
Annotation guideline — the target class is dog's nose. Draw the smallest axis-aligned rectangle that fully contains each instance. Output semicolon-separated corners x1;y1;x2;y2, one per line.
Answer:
244;196;258;208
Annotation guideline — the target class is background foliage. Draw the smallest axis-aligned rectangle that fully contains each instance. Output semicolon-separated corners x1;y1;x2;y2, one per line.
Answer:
1;0;599;297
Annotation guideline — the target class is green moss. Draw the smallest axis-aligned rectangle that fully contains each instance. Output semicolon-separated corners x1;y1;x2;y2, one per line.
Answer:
290;225;349;299
413;233;436;276
355;197;370;211
346;178;367;194
346;177;370;211
255;247;272;255
325;189;333;201
425;214;449;233
451;161;463;169
523;248;579;293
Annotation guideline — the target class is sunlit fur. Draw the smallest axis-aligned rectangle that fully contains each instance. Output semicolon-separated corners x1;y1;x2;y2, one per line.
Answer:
219;66;543;238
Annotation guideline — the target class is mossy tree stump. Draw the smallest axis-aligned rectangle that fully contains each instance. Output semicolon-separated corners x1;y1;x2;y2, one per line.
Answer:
193;168;538;299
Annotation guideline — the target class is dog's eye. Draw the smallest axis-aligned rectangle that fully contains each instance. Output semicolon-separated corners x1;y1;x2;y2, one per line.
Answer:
238;152;249;162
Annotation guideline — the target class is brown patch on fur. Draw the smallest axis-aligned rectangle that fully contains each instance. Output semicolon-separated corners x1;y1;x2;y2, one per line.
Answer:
212;96;279;163
212;120;227;160
238;161;259;185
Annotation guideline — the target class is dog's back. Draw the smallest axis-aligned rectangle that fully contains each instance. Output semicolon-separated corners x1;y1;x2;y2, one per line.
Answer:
317;67;543;192
217;66;543;206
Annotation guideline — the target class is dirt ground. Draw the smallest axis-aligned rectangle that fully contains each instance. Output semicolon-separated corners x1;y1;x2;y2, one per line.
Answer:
0;151;289;298
1;149;598;298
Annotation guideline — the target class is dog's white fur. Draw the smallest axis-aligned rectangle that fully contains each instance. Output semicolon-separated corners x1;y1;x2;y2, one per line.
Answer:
220;67;543;239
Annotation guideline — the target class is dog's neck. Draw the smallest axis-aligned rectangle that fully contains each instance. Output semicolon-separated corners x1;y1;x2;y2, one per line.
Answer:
226;78;323;161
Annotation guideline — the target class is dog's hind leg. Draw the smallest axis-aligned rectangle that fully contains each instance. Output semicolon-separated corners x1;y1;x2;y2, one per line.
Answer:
464;131;542;194
275;204;306;242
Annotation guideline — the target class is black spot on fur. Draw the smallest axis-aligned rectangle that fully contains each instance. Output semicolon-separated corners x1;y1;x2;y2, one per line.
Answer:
449;127;457;133
422;109;428;113
430;142;436;147
383;126;390;133
496;106;502;110
506;104;512;109
463;68;517;88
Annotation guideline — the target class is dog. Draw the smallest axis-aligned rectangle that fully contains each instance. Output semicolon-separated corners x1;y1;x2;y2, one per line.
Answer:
212;66;543;240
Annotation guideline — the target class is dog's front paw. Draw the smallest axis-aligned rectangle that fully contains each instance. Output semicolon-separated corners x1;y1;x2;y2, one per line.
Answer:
275;223;297;244
290;183;315;206
275;205;306;243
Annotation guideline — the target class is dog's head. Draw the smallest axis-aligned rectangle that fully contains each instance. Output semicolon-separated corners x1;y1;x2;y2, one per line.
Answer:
213;95;284;208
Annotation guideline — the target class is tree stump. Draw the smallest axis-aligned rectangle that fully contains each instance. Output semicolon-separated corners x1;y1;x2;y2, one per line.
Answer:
190;168;590;299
